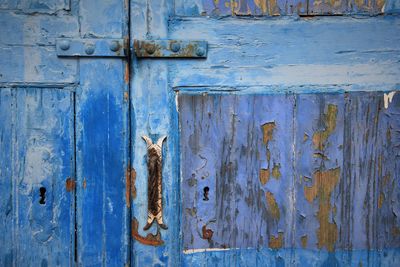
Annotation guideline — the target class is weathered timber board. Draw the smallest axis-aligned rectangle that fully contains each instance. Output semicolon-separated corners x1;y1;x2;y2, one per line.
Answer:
0;88;74;266
179;92;400;265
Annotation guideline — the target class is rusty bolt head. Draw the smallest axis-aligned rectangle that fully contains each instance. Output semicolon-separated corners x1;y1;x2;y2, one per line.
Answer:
59;40;70;50
170;42;180;53
85;44;95;55
109;40;120;52
145;43;156;54
196;47;205;57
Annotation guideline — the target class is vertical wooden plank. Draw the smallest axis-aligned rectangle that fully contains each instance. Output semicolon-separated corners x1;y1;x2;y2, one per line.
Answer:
0;88;74;266
179;94;295;265
130;0;181;266
76;0;129;266
0;89;14;266
294;94;345;259
346;92;400;254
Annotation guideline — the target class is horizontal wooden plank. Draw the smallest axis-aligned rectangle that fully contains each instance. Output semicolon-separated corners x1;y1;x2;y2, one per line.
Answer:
169;16;400;89
174;0;397;16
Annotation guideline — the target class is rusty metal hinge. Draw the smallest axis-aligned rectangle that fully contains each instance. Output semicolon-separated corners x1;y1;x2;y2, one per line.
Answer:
134;40;207;58
56;38;127;58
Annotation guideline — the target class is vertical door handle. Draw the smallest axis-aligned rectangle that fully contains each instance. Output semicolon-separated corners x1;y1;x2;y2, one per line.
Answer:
142;136;168;230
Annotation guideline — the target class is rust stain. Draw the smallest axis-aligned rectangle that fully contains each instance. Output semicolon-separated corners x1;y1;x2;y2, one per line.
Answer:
271;163;281;179
124;62;130;83
202;225;214;241
259;168;270;185
125;165;137;207
131;218;164;246
266;191;280;220
301;235;308;248
269;232;283;249
262;122;276;146
66;178;76;192
126;165;131;208
312;104;338;151
124;91;129;102
304;168;340;252
131;167;137;199
83;178;87;189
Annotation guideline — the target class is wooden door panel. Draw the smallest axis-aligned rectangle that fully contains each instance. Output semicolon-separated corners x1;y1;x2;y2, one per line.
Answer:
0;88;74;266
178;92;400;266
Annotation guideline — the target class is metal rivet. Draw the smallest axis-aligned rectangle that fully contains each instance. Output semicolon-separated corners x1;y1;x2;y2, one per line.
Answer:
85;44;95;55
196;47;205;57
170;42;180;53
109;40;120;52
59;40;70;50
145;43;156;54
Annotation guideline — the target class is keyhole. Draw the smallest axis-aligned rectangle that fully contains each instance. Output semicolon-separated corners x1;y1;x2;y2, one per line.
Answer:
39;187;46;205
203;186;209;201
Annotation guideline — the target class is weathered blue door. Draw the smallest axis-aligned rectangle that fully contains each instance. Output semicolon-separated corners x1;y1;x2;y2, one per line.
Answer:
1;0;400;266
130;0;400;266
1;0;130;266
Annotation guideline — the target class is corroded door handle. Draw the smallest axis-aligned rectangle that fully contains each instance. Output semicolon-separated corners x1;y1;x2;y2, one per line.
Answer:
142;135;167;230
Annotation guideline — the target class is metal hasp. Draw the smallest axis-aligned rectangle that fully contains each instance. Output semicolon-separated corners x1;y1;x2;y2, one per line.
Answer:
56;38;126;57
142;136;168;231
134;40;207;58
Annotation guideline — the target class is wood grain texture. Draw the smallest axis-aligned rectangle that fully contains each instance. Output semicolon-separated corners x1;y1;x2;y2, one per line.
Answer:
179;92;400;266
0;88;74;266
74;0;130;266
179;94;295;250
168;16;400;90
174;0;397;16
130;0;182;265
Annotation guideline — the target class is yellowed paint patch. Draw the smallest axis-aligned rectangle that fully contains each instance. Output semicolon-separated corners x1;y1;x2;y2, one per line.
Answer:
269;232;284;249
378;192;385;209
272;163;281;179
262;122;276;146
303;133;309;142
259;168;270;185
254;0;268;13
301;235;308;248
304;168;340;252
266;191;280;220
312;104;338;151
392;226;400;236
268;0;280;16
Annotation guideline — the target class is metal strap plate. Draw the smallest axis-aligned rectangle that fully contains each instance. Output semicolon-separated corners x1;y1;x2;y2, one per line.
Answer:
134;40;207;58
56;38;126;57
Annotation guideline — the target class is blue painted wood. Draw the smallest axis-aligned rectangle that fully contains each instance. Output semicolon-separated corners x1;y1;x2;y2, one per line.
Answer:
0;88;74;266
168;16;400;90
179;94;295;250
178;92;400;266
174;0;396;16
0;10;79;84
76;0;130;266
130;0;181;265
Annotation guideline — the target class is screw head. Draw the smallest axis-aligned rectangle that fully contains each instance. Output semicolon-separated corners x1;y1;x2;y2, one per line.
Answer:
196;46;205;57
85;44;95;55
145;43;156;54
170;42;180;53
59;40;70;50
109;40;120;52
